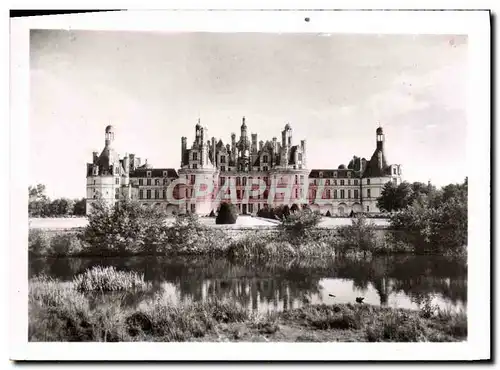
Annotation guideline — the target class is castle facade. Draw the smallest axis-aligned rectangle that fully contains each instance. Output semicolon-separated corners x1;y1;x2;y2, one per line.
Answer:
86;119;402;216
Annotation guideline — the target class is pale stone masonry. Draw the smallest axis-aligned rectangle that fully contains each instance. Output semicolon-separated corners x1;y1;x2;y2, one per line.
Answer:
86;119;402;216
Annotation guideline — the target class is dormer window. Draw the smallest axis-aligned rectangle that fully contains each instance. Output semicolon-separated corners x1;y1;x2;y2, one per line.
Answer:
333;172;338;178
147;171;151;178
263;155;268;163
193;152;198;161
347;172;352;178
220;155;226;164
319;172;323;178
163;171;167;177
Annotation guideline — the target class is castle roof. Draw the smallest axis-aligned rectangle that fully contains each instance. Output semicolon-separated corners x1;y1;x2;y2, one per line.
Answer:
362;148;390;177
130;168;178;178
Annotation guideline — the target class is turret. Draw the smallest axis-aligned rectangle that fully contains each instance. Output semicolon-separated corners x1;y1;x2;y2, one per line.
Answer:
123;154;130;175
105;125;115;147
376;127;384;151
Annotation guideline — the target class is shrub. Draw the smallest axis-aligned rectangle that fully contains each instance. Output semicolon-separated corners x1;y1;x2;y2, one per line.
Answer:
216;202;238;225
29;229;51;256
325;210;332;217
336;215;377;256
279;210;322;242
83;198;168;255
73;266;150;292
209;210;216;218
49;232;86;256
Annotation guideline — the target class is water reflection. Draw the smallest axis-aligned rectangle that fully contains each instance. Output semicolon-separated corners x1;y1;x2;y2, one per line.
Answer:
29;255;467;312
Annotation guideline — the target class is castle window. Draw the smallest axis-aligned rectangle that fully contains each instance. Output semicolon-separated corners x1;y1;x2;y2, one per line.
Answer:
221;166;225;172
347;172;352;178
340;189;345;199
236;177;241;186
334;179;338;186
354;179;359;186
146;190;151;199
348;179;351;186
298;153;302;162
191;204;196;213
295;188;299;198
325;179;330;186
93;180;96;185
221;155;226;164
193;164;198;169
155;179;160;186
393;168;397;175
220;177;225;186
334;190;338;199
367;189;371;198
115;188;119;199
163;178;168;185
326;189;331;199
155;190;159;199
139;190;143;199
367;179;371;185
193;152;198;160
139;179;143;186
162;189;166;199
340;180;345;186
147;179;151;186
367;206;370;212
190;175;195;184
295;175;298;185
333;172;337;178
348;190;351;199
147;171;151;178
115;178;120;185
263;155;268;163
242;177;247;186
163;171;167;177
263;166;268;171
354;189;359;199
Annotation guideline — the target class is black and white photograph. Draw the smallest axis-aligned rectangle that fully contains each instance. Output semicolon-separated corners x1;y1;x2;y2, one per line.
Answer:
9;8;490;362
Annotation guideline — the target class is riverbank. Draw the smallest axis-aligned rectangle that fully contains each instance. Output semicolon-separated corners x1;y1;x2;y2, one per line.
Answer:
29;275;467;342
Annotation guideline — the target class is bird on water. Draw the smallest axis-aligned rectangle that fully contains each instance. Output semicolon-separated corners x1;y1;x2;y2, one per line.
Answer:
355;297;365;303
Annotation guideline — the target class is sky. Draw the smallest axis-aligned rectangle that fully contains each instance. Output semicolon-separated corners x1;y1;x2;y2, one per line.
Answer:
30;30;468;199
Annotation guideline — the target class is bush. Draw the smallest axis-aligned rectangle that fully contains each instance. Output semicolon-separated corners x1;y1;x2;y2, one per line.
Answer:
29;229;51;256
83;198;168;255
209;210;216;218
325;210;332;217
279;210;322;243
336;215;378;256
216;202;238;225
73;266;150;292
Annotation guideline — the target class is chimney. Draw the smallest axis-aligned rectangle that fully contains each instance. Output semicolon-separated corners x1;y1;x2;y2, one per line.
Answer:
92;151;99;164
272;137;277;154
281;130;286;147
123;154;130;175
211;137;216;167
259;140;264;151
301;140;307;166
129;154;136;171
181;137;187;166
231;133;236;162
251;134;257;153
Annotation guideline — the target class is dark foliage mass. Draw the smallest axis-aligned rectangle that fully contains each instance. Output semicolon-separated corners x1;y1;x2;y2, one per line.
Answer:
216;202;238;224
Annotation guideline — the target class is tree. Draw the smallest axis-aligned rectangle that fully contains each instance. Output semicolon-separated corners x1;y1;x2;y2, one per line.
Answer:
376;181;413;212
73;198;87;216
216;202;238;224
28;184;50;217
